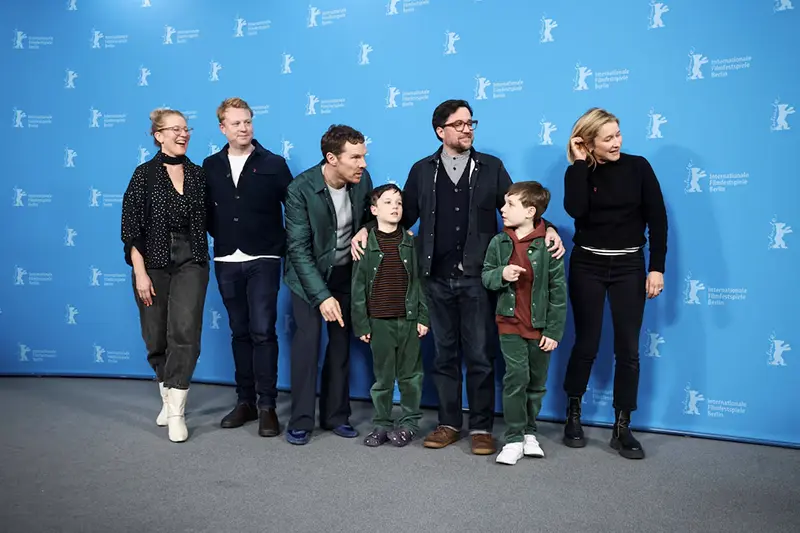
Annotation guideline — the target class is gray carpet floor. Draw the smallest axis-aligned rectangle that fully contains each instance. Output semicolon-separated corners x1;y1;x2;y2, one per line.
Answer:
1;377;798;533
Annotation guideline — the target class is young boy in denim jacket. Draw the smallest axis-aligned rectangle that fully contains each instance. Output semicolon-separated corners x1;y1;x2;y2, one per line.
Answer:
352;184;429;447
482;181;567;465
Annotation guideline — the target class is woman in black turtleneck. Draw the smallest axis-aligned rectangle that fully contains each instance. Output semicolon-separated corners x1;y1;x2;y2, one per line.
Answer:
560;108;667;460
121;108;209;443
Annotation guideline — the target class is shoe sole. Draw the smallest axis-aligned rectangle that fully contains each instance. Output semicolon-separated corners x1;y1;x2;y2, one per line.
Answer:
259;430;280;438
423;441;456;449
472;448;496;456
563;436;586;448
609;438;645;459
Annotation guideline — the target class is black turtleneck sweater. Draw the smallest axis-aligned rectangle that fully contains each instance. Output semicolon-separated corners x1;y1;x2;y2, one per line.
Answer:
564;153;667;273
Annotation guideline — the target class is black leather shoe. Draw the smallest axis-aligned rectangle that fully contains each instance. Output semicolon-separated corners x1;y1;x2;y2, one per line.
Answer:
258;408;280;437
610;409;645;460
220;403;258;429
563;396;586;448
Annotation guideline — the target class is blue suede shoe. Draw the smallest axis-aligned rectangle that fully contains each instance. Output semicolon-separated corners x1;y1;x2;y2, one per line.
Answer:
331;424;358;438
286;429;310;445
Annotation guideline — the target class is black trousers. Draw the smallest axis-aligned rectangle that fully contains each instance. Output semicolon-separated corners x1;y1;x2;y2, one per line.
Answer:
562;247;646;411
134;232;209;390
288;264;352;432
214;258;281;410
426;275;495;431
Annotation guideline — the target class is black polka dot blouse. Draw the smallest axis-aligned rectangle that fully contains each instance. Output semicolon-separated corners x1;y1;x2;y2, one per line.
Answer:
121;151;209;269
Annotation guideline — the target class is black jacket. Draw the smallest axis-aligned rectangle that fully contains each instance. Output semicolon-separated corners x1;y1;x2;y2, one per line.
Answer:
401;146;552;277
202;140;293;258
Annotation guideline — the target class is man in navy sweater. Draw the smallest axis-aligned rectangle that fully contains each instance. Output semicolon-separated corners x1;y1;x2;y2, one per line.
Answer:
203;97;293;437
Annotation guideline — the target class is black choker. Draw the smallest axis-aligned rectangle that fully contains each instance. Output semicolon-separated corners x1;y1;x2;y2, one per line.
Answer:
161;152;186;165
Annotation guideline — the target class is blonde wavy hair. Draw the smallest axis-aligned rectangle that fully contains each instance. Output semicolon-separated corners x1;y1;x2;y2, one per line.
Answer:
567;108;619;169
150;108;187;147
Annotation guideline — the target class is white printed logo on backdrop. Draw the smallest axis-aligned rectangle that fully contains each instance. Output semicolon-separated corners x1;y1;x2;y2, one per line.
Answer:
771;99;794;131
683;384;705;415
686;48;751;80
573;64;592;91
64;226;77;247
66;305;79;325
64;148;77;168
358;43;373;65
386;0;430;15
65;70;78;89
643;330;665;358
474;75;523;100
12;186;52;207
648;2;669;29
138;67;151;87
281;139;294;160
234;16;271;38
209;61;222;82
67;0;77;11
768;216;792;249
88;186;123;208
683;383;747;418
12;107;52;128
305;92;346;115
163;25;200;45
142;0;151;6
444;31;459;55
17;343;56;362
647;109;668;139
282;53;295;74
538;118;557;145
683;272;747;306
89;266;126;287
540;17;557;43
92;344;130;363
308;5;347;27
684;161;749;193
12;29;53;49
18;343;31;362
89;107;126;128
91;28;128;49
386;84;430;108
210;309;222;330
138;146;151;164
13;265;52;286
207;142;220;156
767;332;790;366
774;0;794;12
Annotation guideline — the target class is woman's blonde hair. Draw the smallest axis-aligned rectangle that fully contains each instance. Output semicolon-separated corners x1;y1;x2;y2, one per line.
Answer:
150;108;187;147
567;107;619;168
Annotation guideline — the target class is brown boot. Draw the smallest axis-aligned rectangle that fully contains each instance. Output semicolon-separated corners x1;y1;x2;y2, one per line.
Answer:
471;433;496;455
423;425;460;449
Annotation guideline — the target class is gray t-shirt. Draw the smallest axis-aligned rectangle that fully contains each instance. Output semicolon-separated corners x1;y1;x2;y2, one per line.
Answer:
327;183;353;266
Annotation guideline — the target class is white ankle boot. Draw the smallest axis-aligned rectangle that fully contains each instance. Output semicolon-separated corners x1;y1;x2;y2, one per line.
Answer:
166;388;189;443
156;383;169;427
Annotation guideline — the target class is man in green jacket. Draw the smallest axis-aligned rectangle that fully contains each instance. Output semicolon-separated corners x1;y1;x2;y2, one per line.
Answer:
283;125;374;445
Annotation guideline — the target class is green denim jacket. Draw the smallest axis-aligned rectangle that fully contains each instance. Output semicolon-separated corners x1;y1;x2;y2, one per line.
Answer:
351;227;429;338
283;163;374;307
481;230;567;341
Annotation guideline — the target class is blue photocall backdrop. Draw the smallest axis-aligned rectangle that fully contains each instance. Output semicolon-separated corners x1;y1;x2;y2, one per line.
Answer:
1;0;798;447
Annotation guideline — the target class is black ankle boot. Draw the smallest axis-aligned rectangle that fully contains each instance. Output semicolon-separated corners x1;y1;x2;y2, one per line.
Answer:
563;397;586;448
610;410;645;459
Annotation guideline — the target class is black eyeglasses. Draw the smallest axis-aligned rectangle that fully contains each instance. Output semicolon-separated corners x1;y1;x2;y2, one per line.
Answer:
443;119;478;132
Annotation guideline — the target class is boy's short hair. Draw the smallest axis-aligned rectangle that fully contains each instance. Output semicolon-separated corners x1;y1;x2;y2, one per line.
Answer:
370;183;402;206
506;181;550;221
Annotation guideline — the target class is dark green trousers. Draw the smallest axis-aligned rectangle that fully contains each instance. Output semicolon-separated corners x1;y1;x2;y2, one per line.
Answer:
500;334;551;443
369;318;423;431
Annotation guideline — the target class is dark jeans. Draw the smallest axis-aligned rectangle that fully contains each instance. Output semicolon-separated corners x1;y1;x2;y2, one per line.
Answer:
562;247;646;411
288;264;353;432
214;258;281;410
426;275;495;431
134;232;209;390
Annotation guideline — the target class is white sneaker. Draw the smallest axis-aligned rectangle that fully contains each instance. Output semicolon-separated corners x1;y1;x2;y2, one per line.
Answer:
523;434;545;458
496;442;525;465
156;382;168;427
167;388;189;443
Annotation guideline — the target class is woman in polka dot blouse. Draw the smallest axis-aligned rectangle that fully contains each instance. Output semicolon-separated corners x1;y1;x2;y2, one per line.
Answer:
121;108;210;443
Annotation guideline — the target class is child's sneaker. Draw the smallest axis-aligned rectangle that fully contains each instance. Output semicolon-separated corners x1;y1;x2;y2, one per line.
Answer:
495;442;524;465
523;434;545;457
364;428;389;447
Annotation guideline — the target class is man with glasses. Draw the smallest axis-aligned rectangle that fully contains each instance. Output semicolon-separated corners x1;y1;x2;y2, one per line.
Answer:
203;97;293;438
353;99;564;455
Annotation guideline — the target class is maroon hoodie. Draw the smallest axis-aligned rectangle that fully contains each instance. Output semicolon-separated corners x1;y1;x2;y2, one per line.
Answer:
496;220;547;340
